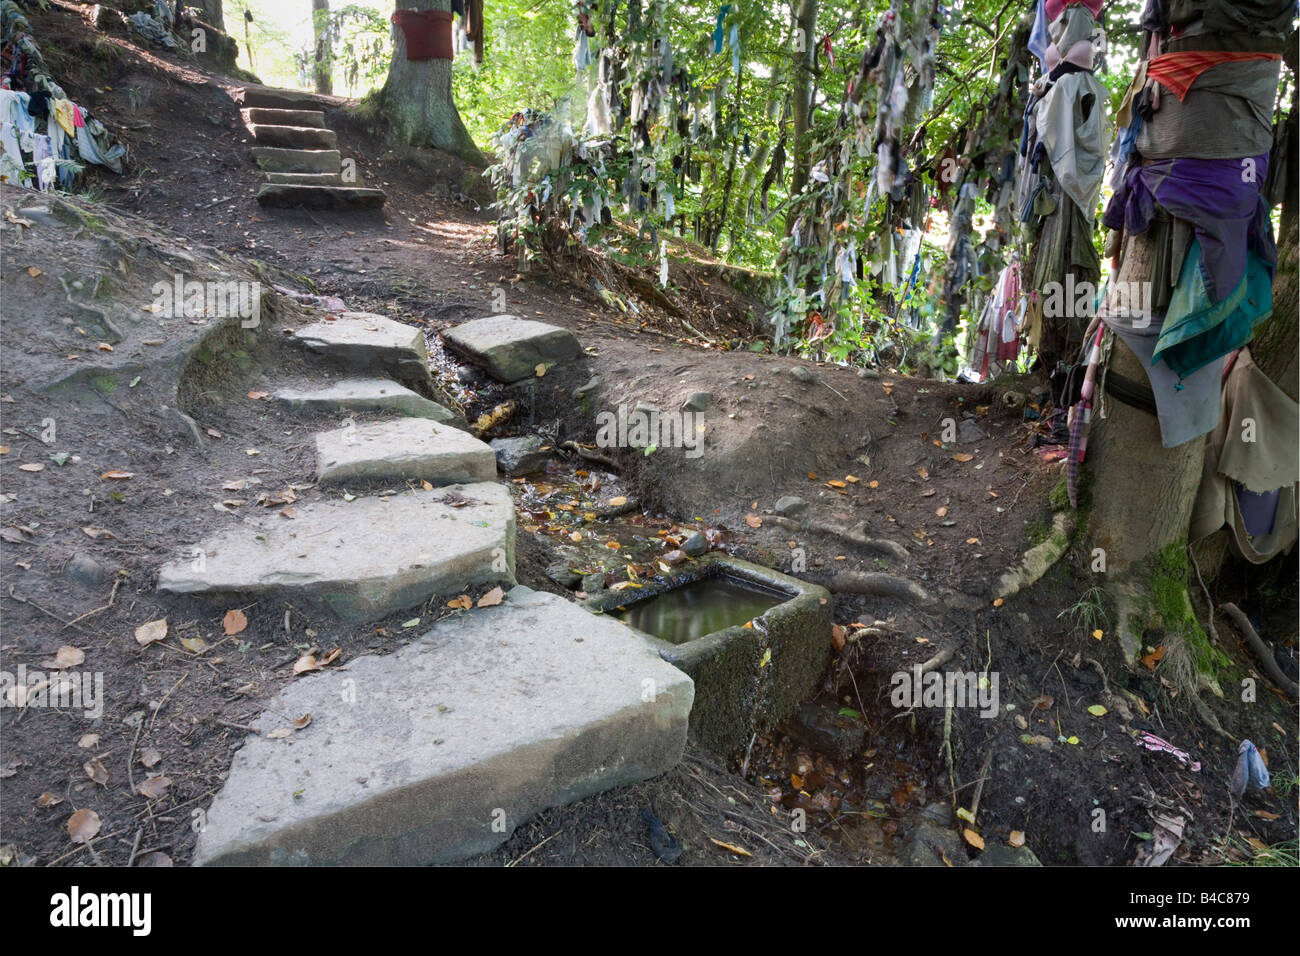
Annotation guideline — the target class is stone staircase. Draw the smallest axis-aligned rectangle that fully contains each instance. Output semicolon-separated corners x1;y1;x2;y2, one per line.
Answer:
234;85;386;210
166;306;687;864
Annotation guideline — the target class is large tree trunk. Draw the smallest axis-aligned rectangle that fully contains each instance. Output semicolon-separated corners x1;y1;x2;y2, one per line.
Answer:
789;0;818;219
376;0;479;164
1086;233;1206;574
311;0;333;96
196;0;224;32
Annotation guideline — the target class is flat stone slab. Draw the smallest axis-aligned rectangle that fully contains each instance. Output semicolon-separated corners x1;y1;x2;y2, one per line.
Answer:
241;108;326;128
294;313;427;373
443;315;583;383
251;147;341;174
248;124;338;150
193;587;693;865
315;418;495;486
157;484;515;622
275;378;456;423
256;184;387;211
265;171;345;186
236;85;334;111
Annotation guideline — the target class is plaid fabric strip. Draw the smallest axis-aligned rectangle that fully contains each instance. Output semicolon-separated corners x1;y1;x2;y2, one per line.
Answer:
1146;51;1281;101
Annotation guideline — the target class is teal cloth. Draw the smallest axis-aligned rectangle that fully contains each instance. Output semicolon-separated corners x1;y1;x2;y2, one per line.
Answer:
1154;239;1274;379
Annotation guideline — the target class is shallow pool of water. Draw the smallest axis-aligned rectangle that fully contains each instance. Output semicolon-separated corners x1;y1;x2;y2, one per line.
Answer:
617;576;786;645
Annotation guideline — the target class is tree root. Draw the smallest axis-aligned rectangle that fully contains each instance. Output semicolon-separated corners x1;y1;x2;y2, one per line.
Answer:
830;571;930;604
561;440;622;472
1221;602;1299;699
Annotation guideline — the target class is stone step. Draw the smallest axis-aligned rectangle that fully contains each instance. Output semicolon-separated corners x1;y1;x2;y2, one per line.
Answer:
293;313;429;386
256;184;387;211
241;107;326;129
264;171;346;186
248;124;339;150
236;85;334;112
315;418;496;486
193;587;692;865
251;147;341;174
275;378;457;423
442;315;584;383
157;484;515;623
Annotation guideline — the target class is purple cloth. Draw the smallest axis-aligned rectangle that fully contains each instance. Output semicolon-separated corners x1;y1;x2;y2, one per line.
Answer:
1236;484;1280;537
1102;154;1276;304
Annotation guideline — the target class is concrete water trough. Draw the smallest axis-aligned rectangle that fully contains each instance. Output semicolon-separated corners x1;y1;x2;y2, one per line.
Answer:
587;554;833;755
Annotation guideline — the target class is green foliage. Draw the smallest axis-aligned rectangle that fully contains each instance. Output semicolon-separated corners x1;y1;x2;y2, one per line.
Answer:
1058;586;1108;637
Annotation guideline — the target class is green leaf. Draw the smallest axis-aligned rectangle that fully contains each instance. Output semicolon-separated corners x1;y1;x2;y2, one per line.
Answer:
837;707;861;719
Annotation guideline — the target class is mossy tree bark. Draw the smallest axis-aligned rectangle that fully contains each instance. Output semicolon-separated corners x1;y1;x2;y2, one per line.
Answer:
376;0;481;165
789;0;818;220
311;0;333;95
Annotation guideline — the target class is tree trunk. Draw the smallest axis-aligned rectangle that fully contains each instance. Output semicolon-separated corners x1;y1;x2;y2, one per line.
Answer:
376;0;480;164
196;0;224;31
311;0;333;96
1086;232;1206;574
789;0;817;220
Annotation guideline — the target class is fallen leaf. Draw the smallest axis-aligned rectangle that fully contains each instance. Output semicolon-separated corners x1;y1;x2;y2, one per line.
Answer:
180;637;208;653
1141;645;1165;669
1087;704;1108;717
78;733;100;749
18;462;44;472
1252;809;1280;820
709;838;752;857
222;609;248;636
37;792;64;808
137;851;173;866
67;809;101;843
1009;830;1026;847
827;479;847;489
935;506;948;517
267;727;292;739
446;595;473;610
84;758;109;786
293;713;313;730
44;646;85;670
139;749;162;768
745;514;762;528
134;618;168;645
1093;629;1105;641
534;363;547;377
26;266;41;277
246;390;270;400
137;776;171;800
292;654;321;675
476;586;505;608
992;598;1003;608
421;480;434;491
962;828;985;850
97;342;113;352
952;453;974;462
100;470;134;480
81;526;115;539
608;496;628;507
1031;695;1054;710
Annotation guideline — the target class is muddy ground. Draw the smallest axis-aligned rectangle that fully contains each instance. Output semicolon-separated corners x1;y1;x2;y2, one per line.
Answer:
0;1;1296;868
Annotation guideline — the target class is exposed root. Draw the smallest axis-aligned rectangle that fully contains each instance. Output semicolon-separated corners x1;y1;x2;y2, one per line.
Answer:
830;571;930;604
1221;602;1299;699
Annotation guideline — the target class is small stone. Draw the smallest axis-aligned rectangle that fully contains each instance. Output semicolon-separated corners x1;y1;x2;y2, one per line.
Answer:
957;419;987;443
581;572;607;594
489;435;550;477
681;531;708;557
919;802;954;827
661;549;687;566
546;563;581;590
64;553;108;588
681;391;713;412
574;376;601;400
774;495;807;517
789;366;815;384
857;368;880;379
